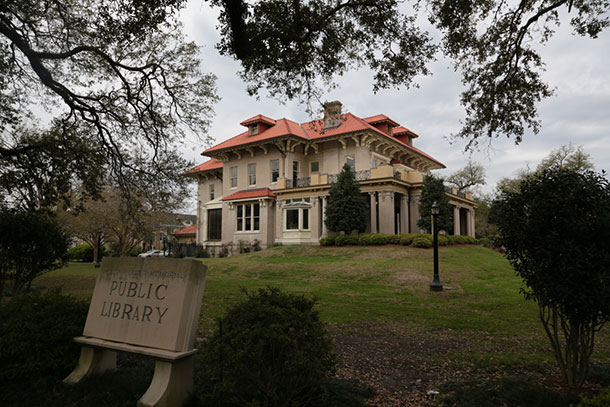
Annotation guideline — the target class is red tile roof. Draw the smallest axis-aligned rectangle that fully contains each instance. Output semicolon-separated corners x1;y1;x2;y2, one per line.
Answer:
221;188;276;201
240;114;276;127
172;224;196;236
184;158;223;175
363;114;400;128
203;118;306;154
393;125;419;138
202;111;444;168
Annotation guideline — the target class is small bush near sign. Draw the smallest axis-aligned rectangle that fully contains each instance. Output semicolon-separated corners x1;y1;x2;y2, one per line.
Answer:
0;291;88;382
193;287;371;407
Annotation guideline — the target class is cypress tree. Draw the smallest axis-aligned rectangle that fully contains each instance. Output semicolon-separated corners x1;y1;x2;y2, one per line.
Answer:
417;174;452;233
324;164;368;234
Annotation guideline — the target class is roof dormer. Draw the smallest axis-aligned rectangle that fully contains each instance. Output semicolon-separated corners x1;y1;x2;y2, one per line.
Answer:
393;126;419;146
363;114;399;135
240;114;276;136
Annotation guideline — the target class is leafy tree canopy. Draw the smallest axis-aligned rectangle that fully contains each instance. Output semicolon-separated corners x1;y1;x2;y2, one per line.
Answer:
496;143;594;194
0;0;217;208
324;164;367;234
212;0;608;147
490;168;610;388
446;161;486;194
417;174;452;233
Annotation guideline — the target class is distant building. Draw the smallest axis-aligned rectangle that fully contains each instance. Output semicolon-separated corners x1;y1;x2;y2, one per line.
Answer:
151;213;196;250
171;224;197;245
186;101;476;251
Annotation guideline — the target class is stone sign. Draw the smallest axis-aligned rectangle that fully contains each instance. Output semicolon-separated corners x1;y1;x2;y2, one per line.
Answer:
65;257;207;407
83;257;206;352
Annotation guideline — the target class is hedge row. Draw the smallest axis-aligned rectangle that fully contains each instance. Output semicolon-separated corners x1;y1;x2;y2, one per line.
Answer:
320;233;478;248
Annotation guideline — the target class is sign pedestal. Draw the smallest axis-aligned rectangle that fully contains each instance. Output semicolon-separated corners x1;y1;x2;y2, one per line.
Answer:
64;258;206;407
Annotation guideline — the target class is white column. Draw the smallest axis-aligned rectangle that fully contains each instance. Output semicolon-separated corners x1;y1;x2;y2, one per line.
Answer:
468;209;476;237
311;198;321;241
322;196;328;236
369;192;377;233
409;193;421;233
400;195;408;235
201;206;208;242
453;205;461;236
275;200;283;242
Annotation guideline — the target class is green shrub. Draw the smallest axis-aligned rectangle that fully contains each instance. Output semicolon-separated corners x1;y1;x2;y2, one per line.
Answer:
66;244;93;262
478;237;493;247
193;288;343;407
0;291;88;382
439;376;579;407
384;234;400;244
320;234;336;246
438;234;451;246
357;233;376;245
399;233;415;245
335;234;358;246
129;247;143;257
576;388;610;407
412;234;433;248
196;248;210;258
451;235;477;245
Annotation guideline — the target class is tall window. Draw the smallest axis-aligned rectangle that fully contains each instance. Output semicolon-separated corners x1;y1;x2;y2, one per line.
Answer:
230;166;237;188
236;203;260;232
209;184;215;200
345;156;355;173
284;205;310;231
207;209;222;240
292;160;299;187
248;163;256;185
270;159;279;182
293;161;299;179
310;161;319;173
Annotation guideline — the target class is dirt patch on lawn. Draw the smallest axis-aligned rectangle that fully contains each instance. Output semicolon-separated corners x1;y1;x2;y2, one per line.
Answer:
327;322;558;407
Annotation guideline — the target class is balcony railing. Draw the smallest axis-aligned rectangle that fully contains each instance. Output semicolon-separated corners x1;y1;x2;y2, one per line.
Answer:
445;186;467;198
290;177;311;188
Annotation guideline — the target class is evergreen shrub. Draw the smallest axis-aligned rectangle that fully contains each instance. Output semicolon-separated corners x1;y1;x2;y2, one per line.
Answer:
193;288;364;407
196;248;210;258
0;291;88;382
399;233;415;245
335;235;359;246
438;234;451;246
66;244;93;261
412;234;433;248
478;237;493;247
576;388;610;407
319;234;336;246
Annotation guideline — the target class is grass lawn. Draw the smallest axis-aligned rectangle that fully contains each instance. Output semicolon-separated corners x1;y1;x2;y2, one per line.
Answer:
25;245;610;406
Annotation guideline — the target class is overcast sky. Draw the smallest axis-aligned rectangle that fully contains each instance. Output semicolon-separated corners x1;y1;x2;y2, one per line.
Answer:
179;1;610;204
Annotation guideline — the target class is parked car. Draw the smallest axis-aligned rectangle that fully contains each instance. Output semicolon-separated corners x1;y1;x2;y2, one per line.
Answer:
138;249;166;258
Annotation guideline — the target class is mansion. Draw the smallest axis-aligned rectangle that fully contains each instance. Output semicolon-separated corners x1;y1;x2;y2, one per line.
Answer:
185;101;476;250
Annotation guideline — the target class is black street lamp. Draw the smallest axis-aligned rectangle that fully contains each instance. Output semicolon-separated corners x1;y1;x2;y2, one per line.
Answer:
94;227;102;268
430;201;443;292
162;234;167;257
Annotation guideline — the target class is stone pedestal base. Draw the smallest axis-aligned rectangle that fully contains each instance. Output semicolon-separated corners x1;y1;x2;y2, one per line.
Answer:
64;337;197;407
138;357;194;407
63;346;117;383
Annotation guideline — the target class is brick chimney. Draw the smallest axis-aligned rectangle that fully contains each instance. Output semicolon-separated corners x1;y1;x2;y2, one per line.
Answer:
323;101;342;129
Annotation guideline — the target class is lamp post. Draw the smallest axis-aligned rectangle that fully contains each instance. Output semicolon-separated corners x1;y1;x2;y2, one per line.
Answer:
430;201;443;292
94;227;102;268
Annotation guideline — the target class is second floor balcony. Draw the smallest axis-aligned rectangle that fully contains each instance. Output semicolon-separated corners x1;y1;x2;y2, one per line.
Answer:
279;164;423;189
